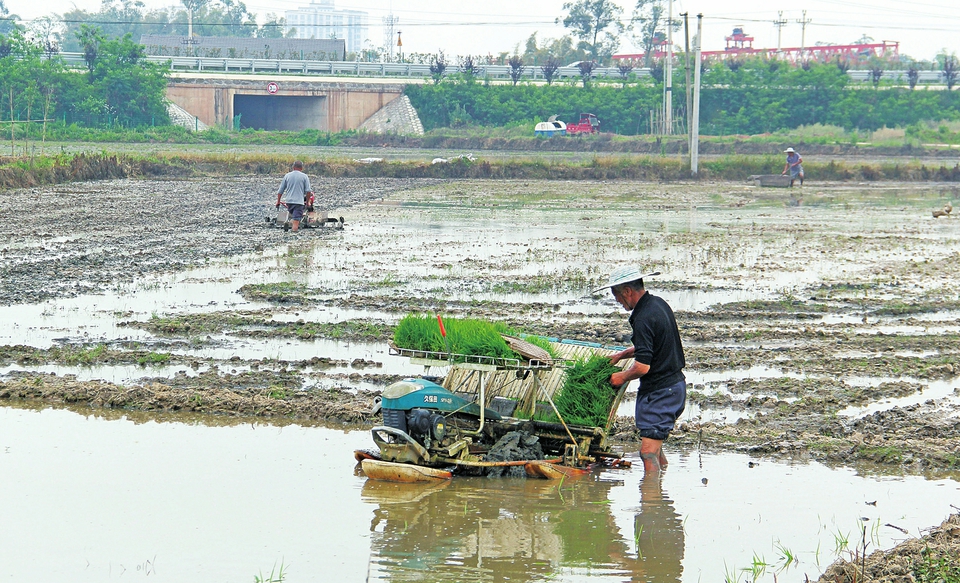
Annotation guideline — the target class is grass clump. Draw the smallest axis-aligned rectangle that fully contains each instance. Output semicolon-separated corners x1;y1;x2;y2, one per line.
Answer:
914;547;960;583
392;314;515;360
61;344;107;365
545;354;620;427
137;352;171;366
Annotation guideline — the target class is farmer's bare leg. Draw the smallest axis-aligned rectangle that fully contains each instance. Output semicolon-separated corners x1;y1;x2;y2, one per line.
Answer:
640;437;664;473
291;219;300;232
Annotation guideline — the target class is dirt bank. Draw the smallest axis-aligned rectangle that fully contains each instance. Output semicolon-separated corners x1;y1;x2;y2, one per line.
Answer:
817;512;960;583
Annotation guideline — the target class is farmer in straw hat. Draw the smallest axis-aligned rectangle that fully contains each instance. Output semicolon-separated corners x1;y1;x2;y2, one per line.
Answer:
595;266;686;473
781;147;804;187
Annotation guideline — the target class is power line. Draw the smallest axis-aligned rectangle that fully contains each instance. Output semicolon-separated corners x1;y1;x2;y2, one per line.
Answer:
704;14;957;34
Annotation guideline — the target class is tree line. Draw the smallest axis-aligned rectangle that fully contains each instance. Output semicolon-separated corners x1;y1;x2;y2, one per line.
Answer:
407;58;960;135
0;28;169;131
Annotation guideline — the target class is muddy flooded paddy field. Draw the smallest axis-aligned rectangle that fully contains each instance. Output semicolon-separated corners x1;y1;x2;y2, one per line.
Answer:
3;403;959;582
1;176;959;581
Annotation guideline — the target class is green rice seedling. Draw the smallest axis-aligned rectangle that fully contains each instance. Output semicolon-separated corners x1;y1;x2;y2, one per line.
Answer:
723;562;743;583
774;540;797;571
833;528;851;555
741;553;769;581
444;318;515;359
62;343;107;365
634;523;644;559
392;314;444;352
392;314;515;360
137;352;170;365
547;355;620;427
254;560;286;583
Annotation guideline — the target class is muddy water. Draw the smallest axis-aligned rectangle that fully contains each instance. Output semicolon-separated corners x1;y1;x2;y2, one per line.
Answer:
2;404;958;583
3;176;960;580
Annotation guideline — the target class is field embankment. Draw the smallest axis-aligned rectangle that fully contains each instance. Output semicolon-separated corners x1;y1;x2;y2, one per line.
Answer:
1;151;959;192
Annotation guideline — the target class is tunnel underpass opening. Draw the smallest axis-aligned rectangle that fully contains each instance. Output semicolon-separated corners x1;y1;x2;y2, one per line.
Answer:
234;94;327;131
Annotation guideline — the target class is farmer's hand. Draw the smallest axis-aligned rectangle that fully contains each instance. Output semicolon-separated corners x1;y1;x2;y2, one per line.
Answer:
608;347;630;366
275;204;280;210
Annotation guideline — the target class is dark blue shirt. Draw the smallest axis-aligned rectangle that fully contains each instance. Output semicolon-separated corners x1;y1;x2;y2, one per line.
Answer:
629;292;686;394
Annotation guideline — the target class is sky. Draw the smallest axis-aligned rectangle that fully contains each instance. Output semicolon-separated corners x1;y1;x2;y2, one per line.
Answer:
6;0;959;62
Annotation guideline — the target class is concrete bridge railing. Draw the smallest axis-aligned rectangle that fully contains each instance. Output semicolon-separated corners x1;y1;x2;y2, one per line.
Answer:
56;52;948;84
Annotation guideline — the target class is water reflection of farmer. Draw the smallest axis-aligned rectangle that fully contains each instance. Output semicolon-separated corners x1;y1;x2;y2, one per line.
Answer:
361;475;684;581
781;147;804;187
633;473;685;581
596;266;687;474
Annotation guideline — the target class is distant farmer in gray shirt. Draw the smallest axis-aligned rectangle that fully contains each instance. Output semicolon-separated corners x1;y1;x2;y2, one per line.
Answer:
275;160;313;232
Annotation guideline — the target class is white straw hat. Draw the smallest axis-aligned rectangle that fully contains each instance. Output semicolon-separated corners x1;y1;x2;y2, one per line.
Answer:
593;266;661;293
784;147;796;153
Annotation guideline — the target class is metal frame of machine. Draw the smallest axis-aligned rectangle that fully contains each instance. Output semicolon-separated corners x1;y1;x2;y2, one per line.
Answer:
357;342;632;482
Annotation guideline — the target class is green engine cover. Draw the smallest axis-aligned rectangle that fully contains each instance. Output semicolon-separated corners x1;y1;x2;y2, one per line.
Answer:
381;378;502;420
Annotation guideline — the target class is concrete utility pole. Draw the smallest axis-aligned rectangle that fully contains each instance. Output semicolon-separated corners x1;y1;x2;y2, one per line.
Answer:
682;12;691;148
774;11;787;54
691;14;702;176
797;11;812;58
665;0;673;135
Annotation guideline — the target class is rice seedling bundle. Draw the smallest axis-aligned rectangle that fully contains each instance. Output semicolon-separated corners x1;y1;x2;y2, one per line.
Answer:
550;355;620;427
392;314;515;359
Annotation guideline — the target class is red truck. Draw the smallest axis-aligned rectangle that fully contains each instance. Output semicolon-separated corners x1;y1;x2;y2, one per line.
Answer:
566;113;600;134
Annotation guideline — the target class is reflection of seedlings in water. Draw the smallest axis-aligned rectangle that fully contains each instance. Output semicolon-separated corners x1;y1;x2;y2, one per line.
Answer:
774;540;798;571
723;562;742;583
741;552;770;581
135;556;157;576
833;528;852;555
634;524;643;559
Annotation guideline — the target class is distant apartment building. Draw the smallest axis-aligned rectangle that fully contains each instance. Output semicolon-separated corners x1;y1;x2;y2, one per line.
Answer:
285;0;367;55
